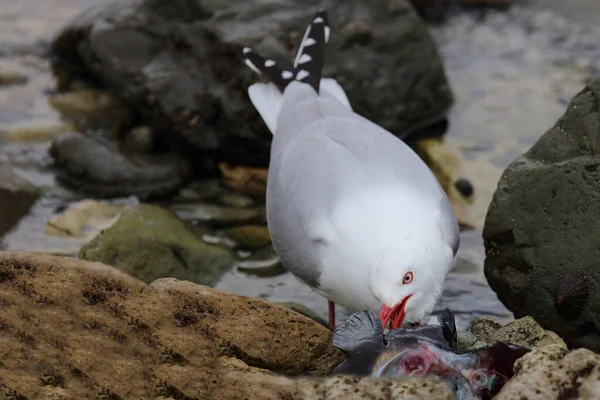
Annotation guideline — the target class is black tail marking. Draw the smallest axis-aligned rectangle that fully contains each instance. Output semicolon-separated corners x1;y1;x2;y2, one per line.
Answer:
239;9;330;94
240;46;295;92
292;10;329;93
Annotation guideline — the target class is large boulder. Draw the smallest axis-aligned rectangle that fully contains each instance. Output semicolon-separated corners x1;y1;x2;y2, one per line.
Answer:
49;0;453;172
0;251;457;399
483;79;600;351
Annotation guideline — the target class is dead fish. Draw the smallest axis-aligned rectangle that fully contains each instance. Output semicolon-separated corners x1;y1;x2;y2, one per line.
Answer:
331;309;529;400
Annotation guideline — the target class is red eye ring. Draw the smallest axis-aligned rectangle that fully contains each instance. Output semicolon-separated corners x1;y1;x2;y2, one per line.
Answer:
403;271;414;284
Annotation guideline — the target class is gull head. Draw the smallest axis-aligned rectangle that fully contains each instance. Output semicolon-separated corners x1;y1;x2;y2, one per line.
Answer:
369;241;454;331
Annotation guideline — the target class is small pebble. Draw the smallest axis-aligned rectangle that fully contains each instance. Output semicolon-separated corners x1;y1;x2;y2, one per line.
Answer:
454;178;474;198
217;192;255;208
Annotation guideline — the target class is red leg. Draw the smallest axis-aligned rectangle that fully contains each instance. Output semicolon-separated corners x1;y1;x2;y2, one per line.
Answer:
328;300;335;332
408;321;421;328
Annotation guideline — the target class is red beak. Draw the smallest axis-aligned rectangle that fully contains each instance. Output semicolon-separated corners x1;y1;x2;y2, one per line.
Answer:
379;295;412;331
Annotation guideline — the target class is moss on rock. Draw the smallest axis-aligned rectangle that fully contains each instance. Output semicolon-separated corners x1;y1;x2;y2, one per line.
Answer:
79;204;234;286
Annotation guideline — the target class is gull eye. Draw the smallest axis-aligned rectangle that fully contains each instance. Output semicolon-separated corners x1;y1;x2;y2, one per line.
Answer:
403;271;414;285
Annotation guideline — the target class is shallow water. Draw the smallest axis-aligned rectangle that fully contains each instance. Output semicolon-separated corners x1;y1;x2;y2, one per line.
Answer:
0;0;599;330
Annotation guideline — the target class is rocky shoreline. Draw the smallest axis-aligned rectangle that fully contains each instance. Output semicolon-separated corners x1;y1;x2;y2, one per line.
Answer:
0;251;597;399
0;252;584;399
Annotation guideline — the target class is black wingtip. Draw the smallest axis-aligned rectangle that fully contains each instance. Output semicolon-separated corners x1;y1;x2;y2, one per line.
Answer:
238;45;295;92
292;9;330;93
239;9;330;94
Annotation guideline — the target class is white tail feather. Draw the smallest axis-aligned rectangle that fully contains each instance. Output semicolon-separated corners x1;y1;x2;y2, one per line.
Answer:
320;78;352;109
248;82;282;135
248;78;352;135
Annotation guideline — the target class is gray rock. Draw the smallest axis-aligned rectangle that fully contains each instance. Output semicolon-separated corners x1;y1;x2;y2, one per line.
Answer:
49;0;453;172
79;204;235;286
483;79;600;351
49;131;192;200
0;165;39;237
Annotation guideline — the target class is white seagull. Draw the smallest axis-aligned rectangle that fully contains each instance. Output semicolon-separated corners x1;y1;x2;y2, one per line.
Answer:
239;9;459;332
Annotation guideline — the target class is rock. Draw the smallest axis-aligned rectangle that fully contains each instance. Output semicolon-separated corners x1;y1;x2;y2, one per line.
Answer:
217;191;255;208
226;225;271;249
291;375;454;399
492;316;567;350
483;79;600;351
171;203;265;226
495;344;600;400
0;251;344;399
79;204;235;286
150;278;343;375
44;199;123;239
1;120;74;142
0;165;39;237
48;85;135;136
49;131;192;200
454;178;474;198
219;163;269;198
277;302;328;328
466;316;566;351
470;316;503;343
215;361;454;399
50;0;453;172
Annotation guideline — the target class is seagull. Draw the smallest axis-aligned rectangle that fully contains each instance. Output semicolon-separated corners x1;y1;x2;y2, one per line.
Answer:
238;9;459;332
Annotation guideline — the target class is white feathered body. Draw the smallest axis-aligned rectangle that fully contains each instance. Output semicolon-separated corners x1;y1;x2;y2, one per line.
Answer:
251;80;459;320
